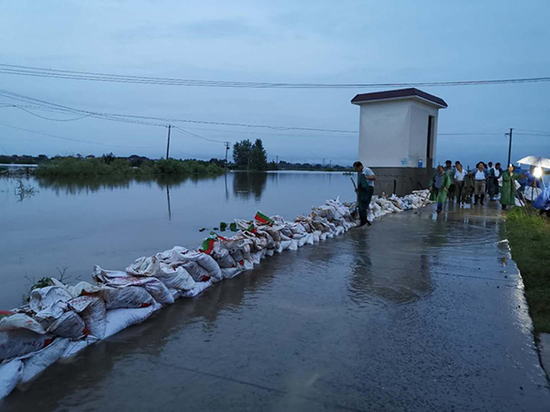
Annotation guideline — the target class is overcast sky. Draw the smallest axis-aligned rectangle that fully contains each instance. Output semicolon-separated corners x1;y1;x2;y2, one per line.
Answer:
0;0;549;168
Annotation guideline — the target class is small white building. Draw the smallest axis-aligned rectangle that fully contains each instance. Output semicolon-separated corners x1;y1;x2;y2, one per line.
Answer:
351;88;447;168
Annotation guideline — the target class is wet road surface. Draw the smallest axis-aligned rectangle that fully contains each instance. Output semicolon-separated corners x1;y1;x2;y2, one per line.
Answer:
3;202;550;411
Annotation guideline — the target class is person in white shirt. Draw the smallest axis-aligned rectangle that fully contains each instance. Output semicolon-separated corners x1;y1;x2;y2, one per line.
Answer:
453;161;467;205
473;162;488;205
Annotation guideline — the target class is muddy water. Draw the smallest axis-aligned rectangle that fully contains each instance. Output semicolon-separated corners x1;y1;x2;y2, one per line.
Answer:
1;174;550;411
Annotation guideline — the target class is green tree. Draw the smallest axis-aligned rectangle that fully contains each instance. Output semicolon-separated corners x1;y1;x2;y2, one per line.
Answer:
249;139;268;171
233;139;253;168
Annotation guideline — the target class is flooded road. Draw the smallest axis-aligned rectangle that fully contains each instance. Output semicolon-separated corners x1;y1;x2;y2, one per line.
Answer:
1;178;549;410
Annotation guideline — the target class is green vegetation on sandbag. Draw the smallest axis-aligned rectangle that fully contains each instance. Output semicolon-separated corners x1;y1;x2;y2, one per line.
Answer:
506;207;550;333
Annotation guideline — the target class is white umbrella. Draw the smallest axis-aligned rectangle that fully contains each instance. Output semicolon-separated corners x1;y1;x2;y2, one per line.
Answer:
516;156;550;169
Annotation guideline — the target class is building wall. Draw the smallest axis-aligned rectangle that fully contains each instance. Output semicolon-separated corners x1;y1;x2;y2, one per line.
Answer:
407;101;440;168
357;98;440;169
370;167;434;196
358;100;411;168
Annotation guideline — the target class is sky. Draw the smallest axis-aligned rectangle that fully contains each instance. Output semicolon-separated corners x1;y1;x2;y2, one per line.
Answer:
0;0;549;168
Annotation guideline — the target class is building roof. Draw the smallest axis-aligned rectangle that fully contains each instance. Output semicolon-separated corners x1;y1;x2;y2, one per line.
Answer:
351;88;448;108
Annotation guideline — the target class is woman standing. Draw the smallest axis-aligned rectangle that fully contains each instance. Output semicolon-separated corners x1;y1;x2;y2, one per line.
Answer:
473;162;488;205
454;161;467;205
500;164;517;211
429;165;451;214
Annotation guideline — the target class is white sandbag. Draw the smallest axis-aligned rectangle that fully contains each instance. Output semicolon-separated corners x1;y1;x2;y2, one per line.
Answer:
157;263;196;291
0;313;46;335
182;261;210;282
288;239;298;251
183;251;223;281
51;278;103;298
266;249;274;257
126;256;159;277
103;304;159;339
69;296;107;339
211;244;237;268
221;267;240;279
306;233;314;245
19;338;70;385
181;281;212;298
142;280;174;305
93;267;174;305
0;330;54;361
251;251;262;265
29;286;73;320
279;240;293;251
60;336;98;359
100;286;154;310
46;311;85;338
0;359;23;399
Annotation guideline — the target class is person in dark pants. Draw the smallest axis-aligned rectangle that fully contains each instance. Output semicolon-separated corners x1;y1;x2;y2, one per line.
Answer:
353;161;376;227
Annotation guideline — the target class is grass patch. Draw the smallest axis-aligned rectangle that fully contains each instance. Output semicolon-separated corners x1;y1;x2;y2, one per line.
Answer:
506;207;550;334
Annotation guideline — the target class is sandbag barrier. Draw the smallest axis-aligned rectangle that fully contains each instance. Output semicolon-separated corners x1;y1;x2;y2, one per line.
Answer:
0;190;430;399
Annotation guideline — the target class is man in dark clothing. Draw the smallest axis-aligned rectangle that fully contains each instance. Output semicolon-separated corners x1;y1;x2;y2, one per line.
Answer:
353;161;376;227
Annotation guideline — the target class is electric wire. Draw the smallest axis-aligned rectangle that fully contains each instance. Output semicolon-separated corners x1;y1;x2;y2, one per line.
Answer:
0;121;158;148
1;63;549;89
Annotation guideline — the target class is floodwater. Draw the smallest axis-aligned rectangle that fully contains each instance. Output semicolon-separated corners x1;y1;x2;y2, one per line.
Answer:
0;172;349;309
1;173;550;411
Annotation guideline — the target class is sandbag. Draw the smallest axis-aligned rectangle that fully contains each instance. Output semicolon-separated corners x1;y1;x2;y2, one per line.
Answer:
141;279;174;305
183;251;223;281
182;262;210;282
51;278;103;298
61;336;99;360
156;263;196;291
19;338;70;385
46;311;85;338
103;305;158;339
181;281;212;298
211;244;236;268
0;313;46;335
29;286;73;320
69;296;107;339
221;268;240;279
0;330;54;361
93;267;174;305
100;286;154;309
0;359;23;399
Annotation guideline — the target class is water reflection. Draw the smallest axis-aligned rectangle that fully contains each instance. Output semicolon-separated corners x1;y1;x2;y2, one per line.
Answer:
348;217;433;306
35;174;218;195
232;172;267;201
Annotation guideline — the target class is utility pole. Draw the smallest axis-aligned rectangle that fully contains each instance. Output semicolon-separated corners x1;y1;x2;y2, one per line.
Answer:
506;128;513;166
224;142;230;170
166;124;172;159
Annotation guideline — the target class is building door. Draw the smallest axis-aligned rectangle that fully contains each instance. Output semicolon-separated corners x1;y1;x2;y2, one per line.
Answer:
426;115;435;167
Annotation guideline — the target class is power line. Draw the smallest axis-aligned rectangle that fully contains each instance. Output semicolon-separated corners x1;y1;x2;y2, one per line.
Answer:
172;126;227;143
0;89;357;133
0;121;158;148
1;63;549;89
0;104;91;122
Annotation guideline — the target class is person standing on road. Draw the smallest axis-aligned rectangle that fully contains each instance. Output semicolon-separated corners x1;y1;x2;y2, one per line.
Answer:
454;161;467;205
353;161;376;227
444;160;456;202
474;162;488;205
429;165;451;214
501;164;518;211
488;162;503;200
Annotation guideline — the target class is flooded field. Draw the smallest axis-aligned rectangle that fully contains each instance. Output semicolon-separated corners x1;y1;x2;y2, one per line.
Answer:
1;172;549;411
0;172;353;309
